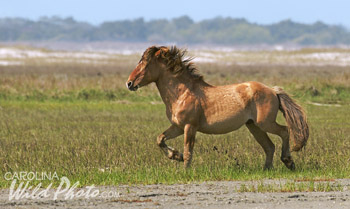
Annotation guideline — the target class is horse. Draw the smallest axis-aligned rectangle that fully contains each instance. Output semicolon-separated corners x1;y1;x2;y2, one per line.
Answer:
126;46;309;170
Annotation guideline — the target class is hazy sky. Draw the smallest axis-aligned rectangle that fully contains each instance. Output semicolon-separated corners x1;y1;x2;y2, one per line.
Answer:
1;0;349;27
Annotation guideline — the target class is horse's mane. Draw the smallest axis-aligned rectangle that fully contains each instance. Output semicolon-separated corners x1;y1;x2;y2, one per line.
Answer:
142;46;203;81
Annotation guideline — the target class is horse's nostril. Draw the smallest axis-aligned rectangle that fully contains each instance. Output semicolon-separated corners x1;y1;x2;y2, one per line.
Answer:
127;81;133;88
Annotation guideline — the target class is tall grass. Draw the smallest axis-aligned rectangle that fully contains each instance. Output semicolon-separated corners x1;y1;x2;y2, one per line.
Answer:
1;63;350;103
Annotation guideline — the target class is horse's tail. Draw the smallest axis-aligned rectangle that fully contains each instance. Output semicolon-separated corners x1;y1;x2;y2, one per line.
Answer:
273;87;309;151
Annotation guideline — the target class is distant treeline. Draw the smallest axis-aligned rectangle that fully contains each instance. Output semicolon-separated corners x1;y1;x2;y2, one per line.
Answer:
1;16;350;45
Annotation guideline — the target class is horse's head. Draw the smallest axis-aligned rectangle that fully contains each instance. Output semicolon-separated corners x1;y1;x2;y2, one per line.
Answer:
126;46;168;91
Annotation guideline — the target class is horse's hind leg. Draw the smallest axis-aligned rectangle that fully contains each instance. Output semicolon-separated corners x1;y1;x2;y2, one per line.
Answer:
157;124;184;162
258;122;295;170
246;121;275;170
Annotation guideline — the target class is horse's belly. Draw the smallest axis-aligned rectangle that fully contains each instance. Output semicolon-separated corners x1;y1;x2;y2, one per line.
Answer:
198;113;249;134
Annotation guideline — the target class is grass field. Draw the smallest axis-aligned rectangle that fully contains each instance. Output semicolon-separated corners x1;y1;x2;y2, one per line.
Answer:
0;46;349;190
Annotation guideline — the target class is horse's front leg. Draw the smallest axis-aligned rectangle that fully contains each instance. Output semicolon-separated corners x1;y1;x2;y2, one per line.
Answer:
183;124;197;168
157;124;184;161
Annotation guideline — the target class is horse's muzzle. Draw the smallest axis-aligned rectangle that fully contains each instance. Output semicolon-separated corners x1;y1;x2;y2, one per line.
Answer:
126;81;139;91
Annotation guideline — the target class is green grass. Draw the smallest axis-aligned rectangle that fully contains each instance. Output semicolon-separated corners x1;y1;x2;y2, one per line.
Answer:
0;100;349;188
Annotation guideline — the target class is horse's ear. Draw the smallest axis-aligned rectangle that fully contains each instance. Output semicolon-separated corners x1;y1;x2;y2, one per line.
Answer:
155;47;169;58
155;50;162;57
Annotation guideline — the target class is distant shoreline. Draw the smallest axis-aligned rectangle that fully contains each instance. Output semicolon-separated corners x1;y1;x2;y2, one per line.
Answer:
2;41;350;52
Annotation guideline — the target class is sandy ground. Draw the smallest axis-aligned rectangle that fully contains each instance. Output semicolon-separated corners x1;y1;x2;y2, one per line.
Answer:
1;179;350;209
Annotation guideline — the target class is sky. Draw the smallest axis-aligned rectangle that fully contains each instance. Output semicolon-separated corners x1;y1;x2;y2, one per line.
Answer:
1;0;350;27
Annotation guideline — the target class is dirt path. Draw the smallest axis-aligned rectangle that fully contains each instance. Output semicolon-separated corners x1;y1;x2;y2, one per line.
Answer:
1;179;349;208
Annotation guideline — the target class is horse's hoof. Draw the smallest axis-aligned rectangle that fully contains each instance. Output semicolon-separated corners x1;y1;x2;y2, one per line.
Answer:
184;162;191;169
168;150;184;162
263;165;273;170
288;162;296;171
178;153;184;162
282;157;295;171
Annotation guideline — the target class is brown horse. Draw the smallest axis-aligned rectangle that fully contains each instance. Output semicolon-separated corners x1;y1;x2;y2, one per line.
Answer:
126;46;309;170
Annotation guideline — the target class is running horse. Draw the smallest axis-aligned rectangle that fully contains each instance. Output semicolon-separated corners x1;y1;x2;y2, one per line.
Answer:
126;46;309;170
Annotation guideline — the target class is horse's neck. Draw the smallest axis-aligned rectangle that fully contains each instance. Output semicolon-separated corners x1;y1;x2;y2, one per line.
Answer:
156;74;194;107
